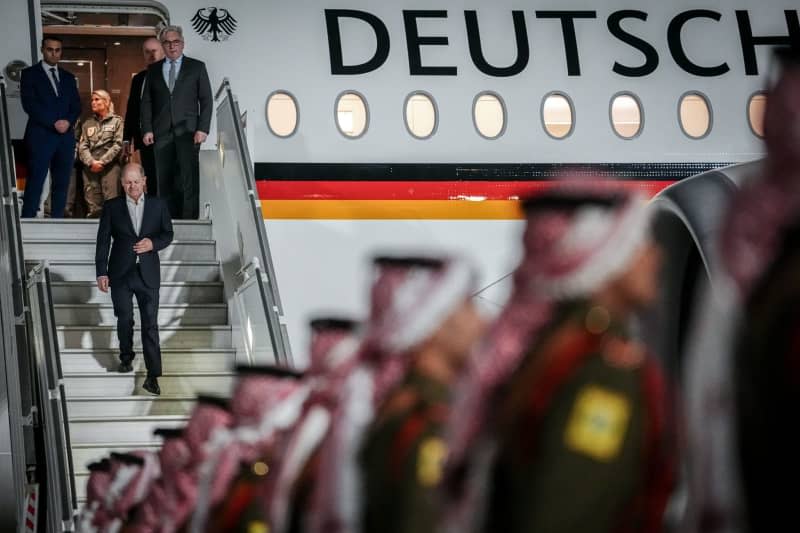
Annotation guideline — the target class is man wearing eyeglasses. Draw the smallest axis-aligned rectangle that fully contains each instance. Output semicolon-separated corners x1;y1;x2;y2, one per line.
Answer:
140;25;212;220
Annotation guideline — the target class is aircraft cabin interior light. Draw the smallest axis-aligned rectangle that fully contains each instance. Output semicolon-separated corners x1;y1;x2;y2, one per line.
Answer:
336;91;368;138
266;91;298;138
404;92;437;139
542;93;574;139
610;93;643;139
748;92;767;138
473;92;506;139
679;93;712;139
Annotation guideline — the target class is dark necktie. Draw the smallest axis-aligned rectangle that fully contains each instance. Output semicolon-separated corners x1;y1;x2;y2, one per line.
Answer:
49;67;59;96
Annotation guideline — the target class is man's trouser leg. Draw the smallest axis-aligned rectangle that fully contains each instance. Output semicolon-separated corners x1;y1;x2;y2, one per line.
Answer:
175;132;199;220
140;145;158;196
131;267;162;377
22;140;56;218
48;134;76;218
65;167;78;217
110;274;136;366
154;135;180;218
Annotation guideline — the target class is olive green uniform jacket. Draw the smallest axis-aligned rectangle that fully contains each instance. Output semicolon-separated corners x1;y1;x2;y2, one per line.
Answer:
360;372;451;533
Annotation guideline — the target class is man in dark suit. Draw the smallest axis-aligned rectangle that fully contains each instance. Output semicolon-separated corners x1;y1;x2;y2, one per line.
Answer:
95;163;174;395
123;37;163;195
141;25;212;220
20;36;81;218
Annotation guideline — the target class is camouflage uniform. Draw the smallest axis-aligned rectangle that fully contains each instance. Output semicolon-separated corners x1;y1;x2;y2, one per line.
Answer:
79;113;123;217
486;301;673;533
360;371;450;533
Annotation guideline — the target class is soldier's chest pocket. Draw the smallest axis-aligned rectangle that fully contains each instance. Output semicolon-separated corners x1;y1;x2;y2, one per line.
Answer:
99;125;118;141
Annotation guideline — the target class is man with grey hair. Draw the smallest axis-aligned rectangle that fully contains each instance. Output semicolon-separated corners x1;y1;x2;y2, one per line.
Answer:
141;24;212;219
124;36;164;195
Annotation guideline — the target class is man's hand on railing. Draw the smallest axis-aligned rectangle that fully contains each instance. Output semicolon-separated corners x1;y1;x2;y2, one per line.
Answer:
97;276;110;293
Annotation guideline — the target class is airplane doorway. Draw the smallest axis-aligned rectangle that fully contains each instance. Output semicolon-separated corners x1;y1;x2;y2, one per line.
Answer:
41;2;169;123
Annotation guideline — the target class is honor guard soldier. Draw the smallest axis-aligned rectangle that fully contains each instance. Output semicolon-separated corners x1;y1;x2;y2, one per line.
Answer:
357;256;483;533
445;184;675;533
684;46;800;533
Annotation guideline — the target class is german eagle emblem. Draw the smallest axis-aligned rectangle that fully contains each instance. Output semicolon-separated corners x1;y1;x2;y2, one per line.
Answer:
191;7;237;42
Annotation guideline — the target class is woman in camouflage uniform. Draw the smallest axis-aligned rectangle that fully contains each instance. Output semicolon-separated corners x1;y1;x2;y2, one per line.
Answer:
79;89;123;217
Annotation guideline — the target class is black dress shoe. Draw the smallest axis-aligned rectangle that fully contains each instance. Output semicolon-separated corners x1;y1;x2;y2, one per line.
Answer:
118;362;134;373
142;377;160;396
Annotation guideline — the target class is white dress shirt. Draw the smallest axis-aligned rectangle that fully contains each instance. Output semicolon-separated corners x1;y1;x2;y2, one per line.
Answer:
162;55;184;87
127;194;145;261
41;61;59;95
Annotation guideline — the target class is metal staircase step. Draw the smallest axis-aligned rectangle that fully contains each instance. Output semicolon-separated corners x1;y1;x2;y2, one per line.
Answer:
57;325;232;349
21;218;212;241
69;415;189;445
54;303;228;326
50;281;223;304
24;239;216;261
42;259;220;282
60;348;236;373
63;371;235;397
68;395;197;417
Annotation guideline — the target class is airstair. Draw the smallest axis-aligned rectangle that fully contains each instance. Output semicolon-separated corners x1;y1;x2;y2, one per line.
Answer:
0;78;289;529
21;218;236;503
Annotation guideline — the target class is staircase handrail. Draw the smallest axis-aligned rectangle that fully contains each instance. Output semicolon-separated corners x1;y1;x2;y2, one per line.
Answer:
0;77;39;529
214;78;291;366
25;261;77;531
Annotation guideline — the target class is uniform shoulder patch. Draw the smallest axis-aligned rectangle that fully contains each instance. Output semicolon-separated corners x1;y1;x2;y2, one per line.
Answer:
246;521;269;533
564;385;631;462
416;437;447;487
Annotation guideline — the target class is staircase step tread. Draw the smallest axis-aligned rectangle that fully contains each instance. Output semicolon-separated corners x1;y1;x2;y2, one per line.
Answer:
52;280;222;286
40;259;220;265
58;324;231;330
64;370;236;377
24;238;214;244
70;414;189;423
61;347;235;353
71;442;163;450
21;219;210;225
54;303;227;308
69;395;197;401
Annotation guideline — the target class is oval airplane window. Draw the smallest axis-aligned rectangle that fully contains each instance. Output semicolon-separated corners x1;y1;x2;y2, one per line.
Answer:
473;92;506;139
266;91;298;138
679;92;712;139
335;91;369;139
542;93;574;139
610;93;643;139
404;92;437;139
748;92;767;138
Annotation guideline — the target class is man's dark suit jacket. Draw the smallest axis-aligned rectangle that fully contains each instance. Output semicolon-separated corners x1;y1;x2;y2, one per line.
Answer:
20;62;81;147
123;69;147;147
140;56;212;138
95;195;174;289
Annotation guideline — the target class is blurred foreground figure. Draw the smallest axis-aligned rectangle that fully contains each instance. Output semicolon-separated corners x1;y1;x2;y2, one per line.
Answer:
198;318;357;533
684;46;800;533
445;186;675;533
358;257;483;533
300;256;479;533
262;318;360;533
